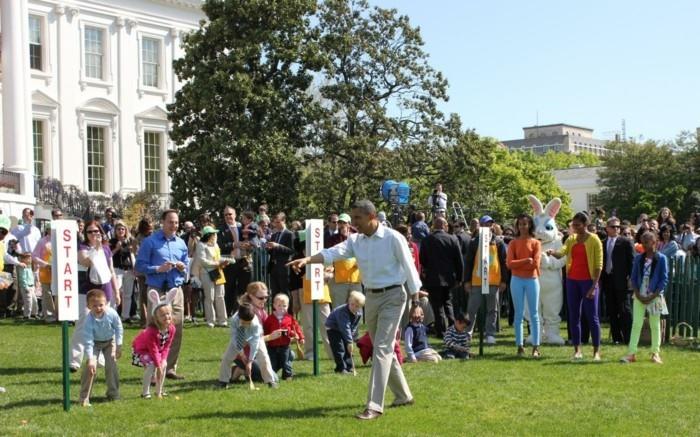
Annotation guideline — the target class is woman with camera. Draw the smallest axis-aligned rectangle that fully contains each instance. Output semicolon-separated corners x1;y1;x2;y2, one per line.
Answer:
192;226;229;328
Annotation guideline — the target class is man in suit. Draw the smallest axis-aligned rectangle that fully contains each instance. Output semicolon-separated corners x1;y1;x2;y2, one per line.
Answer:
601;217;635;344
451;220;471;316
218;206;244;315
266;212;295;299
419;217;464;338
323;212;339;248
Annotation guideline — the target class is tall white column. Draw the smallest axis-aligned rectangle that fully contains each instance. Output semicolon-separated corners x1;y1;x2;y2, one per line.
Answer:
1;0;31;178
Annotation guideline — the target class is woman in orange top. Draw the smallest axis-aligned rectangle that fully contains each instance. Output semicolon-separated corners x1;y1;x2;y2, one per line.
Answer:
506;214;542;357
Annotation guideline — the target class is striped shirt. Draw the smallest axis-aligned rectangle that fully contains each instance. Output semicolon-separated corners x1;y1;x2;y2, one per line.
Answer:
443;325;470;353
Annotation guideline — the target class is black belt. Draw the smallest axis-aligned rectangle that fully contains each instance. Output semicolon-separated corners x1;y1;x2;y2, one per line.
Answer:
366;284;402;294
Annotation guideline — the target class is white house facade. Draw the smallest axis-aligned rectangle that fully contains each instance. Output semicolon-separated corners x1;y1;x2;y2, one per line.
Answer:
0;0;203;219
552;166;603;214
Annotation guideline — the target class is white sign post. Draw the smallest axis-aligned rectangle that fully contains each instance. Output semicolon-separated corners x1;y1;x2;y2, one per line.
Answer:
53;220;79;321
479;227;491;295
305;219;324;376
51;220;78;412
305;219;324;300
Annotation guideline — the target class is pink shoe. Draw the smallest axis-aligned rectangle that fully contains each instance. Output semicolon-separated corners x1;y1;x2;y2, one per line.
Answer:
619;354;636;363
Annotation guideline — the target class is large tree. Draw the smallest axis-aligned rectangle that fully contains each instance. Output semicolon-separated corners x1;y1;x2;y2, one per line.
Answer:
596;140;689;221
297;0;450;217
167;0;319;219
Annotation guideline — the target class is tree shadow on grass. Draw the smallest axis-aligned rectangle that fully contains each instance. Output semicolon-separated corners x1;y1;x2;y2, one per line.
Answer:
0;397;63;409
0;367;62;376
186;404;357;421
540;360;607;366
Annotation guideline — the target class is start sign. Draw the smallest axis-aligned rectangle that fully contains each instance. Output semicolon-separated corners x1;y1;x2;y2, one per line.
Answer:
305;219;324;300
52;220;79;321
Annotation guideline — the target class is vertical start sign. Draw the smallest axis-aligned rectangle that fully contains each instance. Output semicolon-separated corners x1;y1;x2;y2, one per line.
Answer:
52;220;79;321
305;219;324;300
479;227;491;295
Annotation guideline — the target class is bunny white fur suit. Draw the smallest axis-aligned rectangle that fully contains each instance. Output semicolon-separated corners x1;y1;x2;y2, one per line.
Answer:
526;195;566;345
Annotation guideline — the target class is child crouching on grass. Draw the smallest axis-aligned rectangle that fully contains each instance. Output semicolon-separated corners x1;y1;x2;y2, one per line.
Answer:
79;289;124;406
441;312;471;360
325;290;365;374
263;294;304;380
217;302;276;389
132;289;177;399
404;305;442;363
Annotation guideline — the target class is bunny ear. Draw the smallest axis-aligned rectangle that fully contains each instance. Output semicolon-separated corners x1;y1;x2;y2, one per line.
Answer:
164;287;179;305
148;290;161;307
544;198;562;218
527;195;544;215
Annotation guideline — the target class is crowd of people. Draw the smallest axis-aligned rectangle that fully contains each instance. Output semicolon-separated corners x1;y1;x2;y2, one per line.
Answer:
0;196;698;418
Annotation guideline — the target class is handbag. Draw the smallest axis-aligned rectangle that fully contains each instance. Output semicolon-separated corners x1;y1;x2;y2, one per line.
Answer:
207;268;222;282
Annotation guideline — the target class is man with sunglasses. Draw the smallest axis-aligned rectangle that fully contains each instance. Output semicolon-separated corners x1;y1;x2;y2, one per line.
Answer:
601;217;635;344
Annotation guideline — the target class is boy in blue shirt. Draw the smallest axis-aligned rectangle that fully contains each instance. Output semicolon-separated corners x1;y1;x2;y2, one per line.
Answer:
325;290;365;374
79;289;124;406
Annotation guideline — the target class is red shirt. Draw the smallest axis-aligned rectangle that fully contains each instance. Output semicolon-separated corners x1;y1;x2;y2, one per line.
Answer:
263;312;304;348
568;243;590;280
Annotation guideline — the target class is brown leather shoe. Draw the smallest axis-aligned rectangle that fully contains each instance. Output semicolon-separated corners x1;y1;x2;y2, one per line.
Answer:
165;372;185;380
390;398;415;408
356;409;382;420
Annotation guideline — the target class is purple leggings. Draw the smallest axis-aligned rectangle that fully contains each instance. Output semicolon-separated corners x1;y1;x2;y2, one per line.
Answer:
566;278;601;347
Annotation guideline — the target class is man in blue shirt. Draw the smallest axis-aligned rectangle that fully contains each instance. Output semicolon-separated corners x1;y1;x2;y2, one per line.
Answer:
136;209;189;379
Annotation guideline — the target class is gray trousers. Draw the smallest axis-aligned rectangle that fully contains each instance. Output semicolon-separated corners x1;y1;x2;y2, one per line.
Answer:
147;287;184;373
79;340;119;402
218;339;278;384
365;286;412;413
199;273;227;325
466;285;499;339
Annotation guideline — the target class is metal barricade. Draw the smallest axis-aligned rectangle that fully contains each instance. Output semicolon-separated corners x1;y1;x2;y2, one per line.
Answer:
666;256;700;340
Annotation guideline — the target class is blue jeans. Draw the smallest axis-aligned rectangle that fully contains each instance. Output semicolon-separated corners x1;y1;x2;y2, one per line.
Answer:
267;345;293;379
510;276;540;346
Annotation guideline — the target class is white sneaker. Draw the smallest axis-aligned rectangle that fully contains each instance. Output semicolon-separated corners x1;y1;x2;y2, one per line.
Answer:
485;336;496;345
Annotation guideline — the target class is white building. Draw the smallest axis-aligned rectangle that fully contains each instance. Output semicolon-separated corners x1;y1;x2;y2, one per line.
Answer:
0;0;204;219
502;123;609;156
552;166;603;213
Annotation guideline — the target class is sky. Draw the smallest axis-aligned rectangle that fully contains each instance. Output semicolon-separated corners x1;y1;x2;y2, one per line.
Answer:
371;0;700;143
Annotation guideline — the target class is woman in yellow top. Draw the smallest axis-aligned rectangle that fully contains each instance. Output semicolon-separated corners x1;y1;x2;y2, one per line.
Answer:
549;212;603;361
193;226;230;328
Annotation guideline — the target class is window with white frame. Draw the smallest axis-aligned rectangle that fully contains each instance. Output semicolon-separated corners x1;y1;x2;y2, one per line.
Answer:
32;120;45;178
29;15;43;70
87;126;106;192
141;37;161;88
144;131;162;193
84;26;104;80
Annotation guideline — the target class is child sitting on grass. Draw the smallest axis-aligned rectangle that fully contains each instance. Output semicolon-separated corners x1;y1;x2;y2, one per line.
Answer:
217;302;274;389
17;253;37;319
263;293;304;380
441;312;471;360
404;305;442;363
79;289;124;406
132;289;177;399
325;290;365;374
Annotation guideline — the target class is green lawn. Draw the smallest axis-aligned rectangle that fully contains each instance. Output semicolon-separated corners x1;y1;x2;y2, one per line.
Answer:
1;318;699;436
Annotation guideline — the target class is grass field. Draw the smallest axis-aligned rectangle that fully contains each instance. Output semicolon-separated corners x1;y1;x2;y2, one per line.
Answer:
1;317;699;436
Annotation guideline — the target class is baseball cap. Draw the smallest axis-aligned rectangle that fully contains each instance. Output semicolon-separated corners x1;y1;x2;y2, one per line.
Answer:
338;213;351;223
479;215;494;226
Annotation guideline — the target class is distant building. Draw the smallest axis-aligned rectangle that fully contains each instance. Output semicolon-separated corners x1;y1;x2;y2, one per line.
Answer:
502;123;609;156
552;166;603;213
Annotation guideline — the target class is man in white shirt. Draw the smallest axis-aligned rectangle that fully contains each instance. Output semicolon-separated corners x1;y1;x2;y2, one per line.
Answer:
288;200;420;420
11;208;41;254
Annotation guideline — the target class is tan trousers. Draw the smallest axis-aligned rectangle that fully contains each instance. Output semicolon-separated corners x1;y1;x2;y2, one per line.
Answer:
147;287;184;374
199;273;227;326
329;279;361;309
365;286;412;413
40;282;56;322
79;340;119;402
300;301;333;360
